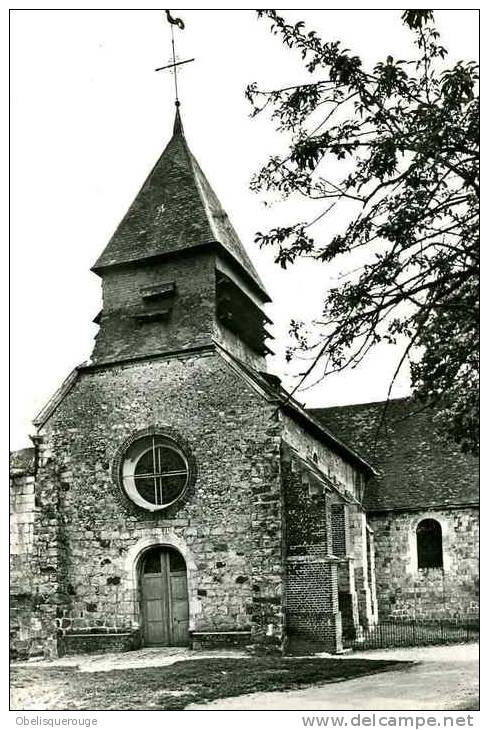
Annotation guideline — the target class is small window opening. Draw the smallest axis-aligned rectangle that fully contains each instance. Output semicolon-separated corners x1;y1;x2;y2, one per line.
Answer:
416;518;443;569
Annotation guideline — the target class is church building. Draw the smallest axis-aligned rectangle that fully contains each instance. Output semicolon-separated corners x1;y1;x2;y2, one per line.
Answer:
10;103;479;660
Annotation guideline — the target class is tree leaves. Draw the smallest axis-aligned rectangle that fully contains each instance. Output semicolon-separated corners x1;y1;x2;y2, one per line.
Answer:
249;10;479;454
402;10;434;29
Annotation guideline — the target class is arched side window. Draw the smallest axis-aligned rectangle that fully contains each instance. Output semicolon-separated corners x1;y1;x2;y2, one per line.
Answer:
416;518;443;569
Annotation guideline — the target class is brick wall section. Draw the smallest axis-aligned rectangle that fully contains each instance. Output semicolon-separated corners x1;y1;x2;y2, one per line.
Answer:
369;507;479;619
285;560;341;646
279;417;376;648
35;350;284;653
282;448;328;559
280;442;347;652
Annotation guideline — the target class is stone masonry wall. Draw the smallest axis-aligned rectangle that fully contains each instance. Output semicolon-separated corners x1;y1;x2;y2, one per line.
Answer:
369;507;479;620
281;415;364;500
10;470;41;659
10;471;36;599
92;251;268;372
92;252;216;364
10;457;61;660
36;349;284;654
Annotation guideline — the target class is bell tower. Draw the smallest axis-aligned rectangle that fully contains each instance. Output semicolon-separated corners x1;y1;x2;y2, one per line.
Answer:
91;107;273;370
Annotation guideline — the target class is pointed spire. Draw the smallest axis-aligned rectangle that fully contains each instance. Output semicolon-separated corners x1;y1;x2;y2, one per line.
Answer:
92;110;270;302
173;102;183;136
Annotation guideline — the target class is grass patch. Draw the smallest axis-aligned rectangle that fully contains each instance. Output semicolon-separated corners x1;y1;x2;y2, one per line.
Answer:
11;656;407;710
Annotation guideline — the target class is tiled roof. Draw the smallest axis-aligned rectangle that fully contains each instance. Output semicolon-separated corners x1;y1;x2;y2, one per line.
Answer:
216;344;376;477
92;108;269;301
310;398;479;511
10;447;35;475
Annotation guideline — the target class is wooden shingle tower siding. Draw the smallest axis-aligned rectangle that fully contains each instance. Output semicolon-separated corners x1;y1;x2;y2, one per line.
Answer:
91;108;272;370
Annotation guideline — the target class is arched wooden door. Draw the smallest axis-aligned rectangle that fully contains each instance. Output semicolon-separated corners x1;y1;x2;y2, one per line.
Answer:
139;546;189;646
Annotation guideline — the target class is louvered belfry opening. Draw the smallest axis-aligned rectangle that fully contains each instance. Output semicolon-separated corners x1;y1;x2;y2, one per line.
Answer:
216;270;274;357
90;107;272;366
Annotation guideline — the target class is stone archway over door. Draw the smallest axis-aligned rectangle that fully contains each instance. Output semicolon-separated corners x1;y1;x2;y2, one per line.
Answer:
139;546;189;646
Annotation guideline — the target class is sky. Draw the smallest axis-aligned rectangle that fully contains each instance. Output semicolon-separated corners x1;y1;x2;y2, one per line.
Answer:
10;8;479;450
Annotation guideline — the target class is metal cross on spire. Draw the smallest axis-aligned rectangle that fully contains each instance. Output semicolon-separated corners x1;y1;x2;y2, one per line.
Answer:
155;10;195;107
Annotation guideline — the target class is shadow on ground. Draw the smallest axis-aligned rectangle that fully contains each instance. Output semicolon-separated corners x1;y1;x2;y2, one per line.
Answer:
10;655;407;711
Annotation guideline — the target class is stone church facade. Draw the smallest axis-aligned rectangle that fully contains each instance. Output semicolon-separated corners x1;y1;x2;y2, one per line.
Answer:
10;109;479;660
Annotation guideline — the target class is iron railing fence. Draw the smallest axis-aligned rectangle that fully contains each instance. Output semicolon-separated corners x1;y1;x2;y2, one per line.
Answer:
342;617;479;649
285;611;479;651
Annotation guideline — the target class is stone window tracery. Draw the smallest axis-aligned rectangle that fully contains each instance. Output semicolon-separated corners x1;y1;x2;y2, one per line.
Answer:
119;434;189;512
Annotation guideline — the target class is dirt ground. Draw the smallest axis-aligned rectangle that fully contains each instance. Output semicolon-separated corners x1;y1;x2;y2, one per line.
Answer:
187;643;480;710
10;649;406;711
10;643;478;711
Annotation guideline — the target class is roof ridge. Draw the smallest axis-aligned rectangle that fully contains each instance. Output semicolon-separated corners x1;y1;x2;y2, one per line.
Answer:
215;341;376;477
309;396;412;411
10;446;35;457
186;147;268;295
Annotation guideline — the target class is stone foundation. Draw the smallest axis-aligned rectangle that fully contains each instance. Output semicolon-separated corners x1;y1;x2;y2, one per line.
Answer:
58;631;139;656
191;630;252;650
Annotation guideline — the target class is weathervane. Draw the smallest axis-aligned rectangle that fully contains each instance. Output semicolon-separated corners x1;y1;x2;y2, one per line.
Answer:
155;10;194;107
